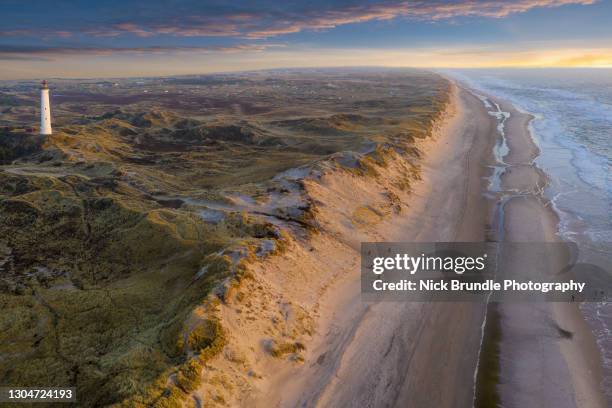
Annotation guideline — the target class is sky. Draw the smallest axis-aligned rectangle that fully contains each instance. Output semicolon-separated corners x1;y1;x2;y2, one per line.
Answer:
1;0;612;79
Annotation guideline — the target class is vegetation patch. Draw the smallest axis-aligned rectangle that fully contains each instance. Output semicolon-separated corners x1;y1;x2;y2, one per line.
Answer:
268;340;306;359
0;69;450;405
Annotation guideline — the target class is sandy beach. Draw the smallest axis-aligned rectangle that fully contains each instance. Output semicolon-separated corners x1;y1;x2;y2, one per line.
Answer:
188;78;607;408
488;95;606;408
213;83;497;407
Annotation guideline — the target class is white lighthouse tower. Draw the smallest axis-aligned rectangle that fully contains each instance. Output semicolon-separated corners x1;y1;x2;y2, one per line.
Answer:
40;80;52;135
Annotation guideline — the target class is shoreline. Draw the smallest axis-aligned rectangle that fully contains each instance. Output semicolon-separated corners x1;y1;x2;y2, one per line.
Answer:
228;82;497;407
468;86;606;408
189;75;606;407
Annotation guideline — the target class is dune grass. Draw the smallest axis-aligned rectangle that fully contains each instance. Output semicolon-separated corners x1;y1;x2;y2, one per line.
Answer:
0;69;450;406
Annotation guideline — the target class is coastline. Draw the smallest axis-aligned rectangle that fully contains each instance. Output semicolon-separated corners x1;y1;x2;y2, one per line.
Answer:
194;81;498;407
471;89;606;407
187;75;606;407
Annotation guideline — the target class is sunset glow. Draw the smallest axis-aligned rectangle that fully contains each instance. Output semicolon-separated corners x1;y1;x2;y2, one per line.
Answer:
2;0;612;78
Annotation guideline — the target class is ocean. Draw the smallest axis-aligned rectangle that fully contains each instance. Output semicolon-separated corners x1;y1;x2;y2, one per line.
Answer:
446;68;612;398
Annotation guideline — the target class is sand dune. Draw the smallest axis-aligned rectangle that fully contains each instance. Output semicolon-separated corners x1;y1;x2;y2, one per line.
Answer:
197;84;498;407
201;82;606;408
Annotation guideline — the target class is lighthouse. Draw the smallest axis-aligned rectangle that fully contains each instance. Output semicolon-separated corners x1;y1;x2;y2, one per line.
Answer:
40;80;52;135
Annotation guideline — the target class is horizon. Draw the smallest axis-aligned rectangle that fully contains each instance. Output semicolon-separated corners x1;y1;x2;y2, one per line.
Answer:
3;65;612;82
2;1;612;79
1;4;611;407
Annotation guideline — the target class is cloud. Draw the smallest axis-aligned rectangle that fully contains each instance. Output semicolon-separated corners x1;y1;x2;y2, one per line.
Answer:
112;23;155;38
0;0;597;41
125;0;598;39
0;44;274;60
245;0;598;38
0;29;73;38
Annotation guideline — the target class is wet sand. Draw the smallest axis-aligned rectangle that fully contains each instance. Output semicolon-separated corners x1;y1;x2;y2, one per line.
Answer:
489;96;606;408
